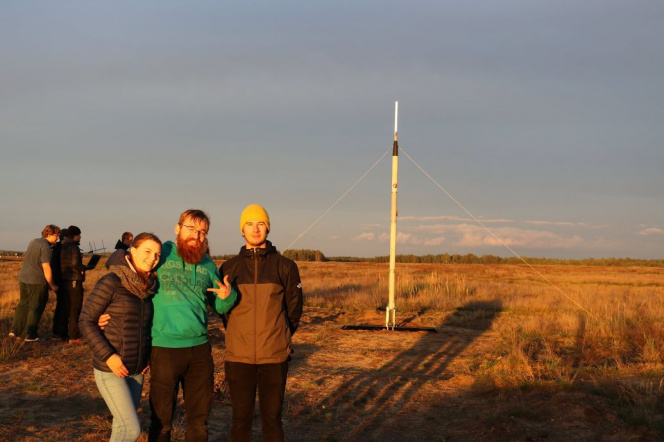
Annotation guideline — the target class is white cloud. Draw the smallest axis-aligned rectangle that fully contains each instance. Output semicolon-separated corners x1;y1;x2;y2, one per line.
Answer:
377;232;425;245
397;232;421;245
524;220;607;229
424;236;446;246
353;232;375;241
637;227;664;236
351;217;601;252
455;226;585;249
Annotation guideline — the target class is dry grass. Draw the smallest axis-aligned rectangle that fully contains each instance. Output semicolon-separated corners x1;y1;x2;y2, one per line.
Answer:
1;259;663;440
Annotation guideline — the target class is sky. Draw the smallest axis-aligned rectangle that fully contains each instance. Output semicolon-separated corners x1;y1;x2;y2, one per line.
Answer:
1;0;663;259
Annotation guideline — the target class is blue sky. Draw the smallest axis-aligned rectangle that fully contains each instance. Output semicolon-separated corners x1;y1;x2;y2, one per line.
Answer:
1;1;662;259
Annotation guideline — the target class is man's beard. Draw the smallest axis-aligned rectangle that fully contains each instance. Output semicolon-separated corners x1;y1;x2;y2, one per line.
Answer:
177;235;204;264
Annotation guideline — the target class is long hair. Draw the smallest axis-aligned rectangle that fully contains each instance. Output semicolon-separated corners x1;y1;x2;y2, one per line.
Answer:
127;232;162;289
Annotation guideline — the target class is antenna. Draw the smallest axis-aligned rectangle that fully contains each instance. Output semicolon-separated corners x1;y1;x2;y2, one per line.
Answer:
342;103;436;333
87;240;107;254
386;101;399;330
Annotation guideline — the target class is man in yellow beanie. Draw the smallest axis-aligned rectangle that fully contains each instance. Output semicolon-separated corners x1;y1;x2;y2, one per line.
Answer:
220;204;303;442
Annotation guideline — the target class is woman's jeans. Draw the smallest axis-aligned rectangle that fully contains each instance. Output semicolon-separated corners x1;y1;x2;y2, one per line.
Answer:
94;368;144;442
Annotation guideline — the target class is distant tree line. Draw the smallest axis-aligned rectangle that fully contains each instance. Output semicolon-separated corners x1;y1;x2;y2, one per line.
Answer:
214;250;663;267
327;253;664;267
0;250;22;257
4;248;662;267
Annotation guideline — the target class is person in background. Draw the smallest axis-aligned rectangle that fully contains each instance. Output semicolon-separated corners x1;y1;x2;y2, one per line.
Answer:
9;224;60;342
106;231;134;269
80;232;162;442
61;225;86;344
51;228;68;341
220;204;303;442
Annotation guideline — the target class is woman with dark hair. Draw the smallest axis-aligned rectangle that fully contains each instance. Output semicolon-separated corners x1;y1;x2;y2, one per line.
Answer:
79;232;162;441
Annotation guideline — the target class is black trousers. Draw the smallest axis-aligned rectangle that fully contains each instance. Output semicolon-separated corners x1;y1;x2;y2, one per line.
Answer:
149;343;214;442
51;287;69;339
225;361;289;442
62;280;84;340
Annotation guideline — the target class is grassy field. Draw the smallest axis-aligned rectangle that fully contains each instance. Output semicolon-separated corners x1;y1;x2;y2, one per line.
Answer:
0;259;663;441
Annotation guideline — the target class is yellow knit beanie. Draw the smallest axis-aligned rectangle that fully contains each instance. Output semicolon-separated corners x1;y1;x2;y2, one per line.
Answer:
240;204;270;233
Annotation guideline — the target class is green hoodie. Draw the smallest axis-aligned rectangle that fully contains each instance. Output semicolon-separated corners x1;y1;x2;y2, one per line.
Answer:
152;241;237;348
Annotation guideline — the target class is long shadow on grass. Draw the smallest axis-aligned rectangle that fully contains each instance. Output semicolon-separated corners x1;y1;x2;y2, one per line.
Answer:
0;387;111;440
292;299;503;441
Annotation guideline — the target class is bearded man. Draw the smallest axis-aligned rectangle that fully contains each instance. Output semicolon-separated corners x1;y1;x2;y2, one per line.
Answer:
147;209;237;441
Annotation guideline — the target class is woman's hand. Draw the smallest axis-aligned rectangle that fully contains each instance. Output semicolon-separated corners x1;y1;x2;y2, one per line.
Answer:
106;354;129;377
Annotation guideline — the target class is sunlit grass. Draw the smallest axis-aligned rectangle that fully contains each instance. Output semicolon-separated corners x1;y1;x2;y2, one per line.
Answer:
1;258;663;432
297;261;664;388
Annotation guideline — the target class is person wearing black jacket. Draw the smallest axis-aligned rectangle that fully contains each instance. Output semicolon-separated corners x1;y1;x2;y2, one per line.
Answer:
106;231;133;269
60;225;86;343
51;228;67;340
79;232;161;442
220;204;303;442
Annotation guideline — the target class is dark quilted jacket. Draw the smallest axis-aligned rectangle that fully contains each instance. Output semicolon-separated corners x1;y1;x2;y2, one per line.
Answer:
79;267;153;374
61;237;85;281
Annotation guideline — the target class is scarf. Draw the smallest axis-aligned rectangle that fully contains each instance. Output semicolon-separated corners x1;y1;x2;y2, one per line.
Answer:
109;264;156;299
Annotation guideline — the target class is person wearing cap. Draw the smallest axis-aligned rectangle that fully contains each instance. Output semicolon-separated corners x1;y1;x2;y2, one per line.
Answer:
220;204;304;442
61;225;86;344
60;226;85;344
9;224;60;342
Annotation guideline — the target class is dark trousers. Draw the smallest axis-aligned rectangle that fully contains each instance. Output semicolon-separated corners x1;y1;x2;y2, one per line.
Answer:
11;282;48;339
62;280;84;340
149;343;214;442
225;361;289;442
51;287;69;339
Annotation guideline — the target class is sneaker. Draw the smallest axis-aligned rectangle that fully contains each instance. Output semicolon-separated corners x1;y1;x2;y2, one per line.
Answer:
8;332;17;338
24;336;43;342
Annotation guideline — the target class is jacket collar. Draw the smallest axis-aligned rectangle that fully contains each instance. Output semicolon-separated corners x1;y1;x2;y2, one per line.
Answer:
240;240;276;258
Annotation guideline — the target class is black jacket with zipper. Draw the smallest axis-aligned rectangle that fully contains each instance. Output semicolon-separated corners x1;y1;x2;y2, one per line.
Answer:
79;261;153;374
61;237;85;281
220;241;303;364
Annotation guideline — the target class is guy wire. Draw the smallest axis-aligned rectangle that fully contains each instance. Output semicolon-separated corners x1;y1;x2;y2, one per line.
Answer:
399;147;600;322
283;148;391;253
